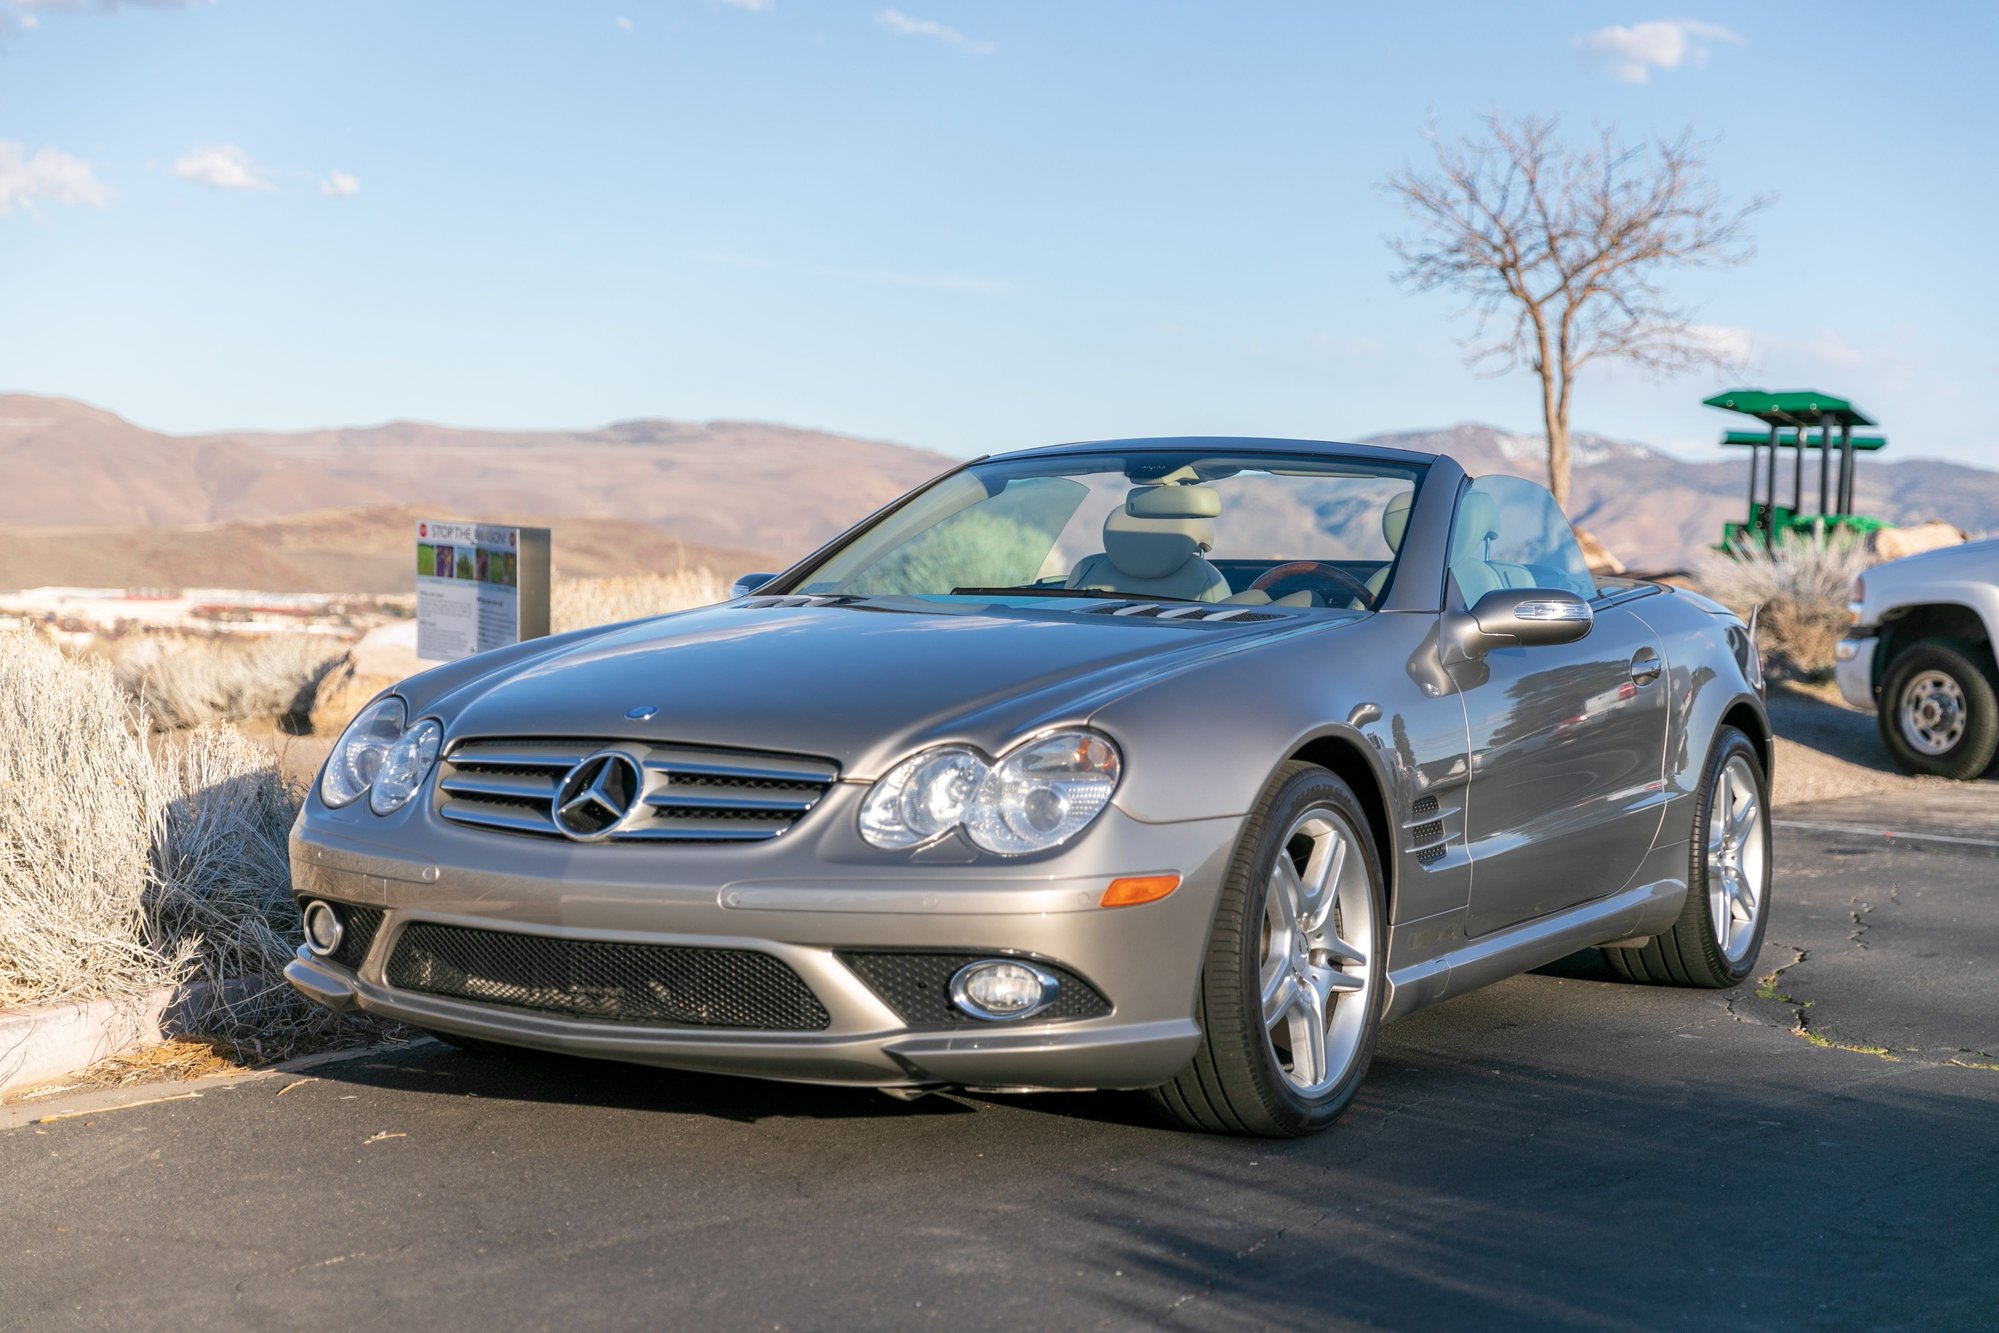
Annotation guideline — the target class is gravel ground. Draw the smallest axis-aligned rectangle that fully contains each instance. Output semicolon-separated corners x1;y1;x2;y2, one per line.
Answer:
1762;681;1973;806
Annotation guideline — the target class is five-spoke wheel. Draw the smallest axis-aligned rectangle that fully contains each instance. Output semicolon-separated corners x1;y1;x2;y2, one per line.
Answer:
1150;762;1387;1136
1604;725;1771;988
1258;809;1374;1096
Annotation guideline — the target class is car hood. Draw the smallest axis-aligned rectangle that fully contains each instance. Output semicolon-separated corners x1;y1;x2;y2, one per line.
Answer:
424;600;1341;777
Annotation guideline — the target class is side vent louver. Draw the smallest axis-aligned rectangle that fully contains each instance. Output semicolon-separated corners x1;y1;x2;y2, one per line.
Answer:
1404;790;1460;868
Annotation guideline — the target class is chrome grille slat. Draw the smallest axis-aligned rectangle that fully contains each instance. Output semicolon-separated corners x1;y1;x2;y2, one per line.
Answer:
643;790;820;813
440;799;562;834
642;752;839;784
437;736;838;844
440;771;561;801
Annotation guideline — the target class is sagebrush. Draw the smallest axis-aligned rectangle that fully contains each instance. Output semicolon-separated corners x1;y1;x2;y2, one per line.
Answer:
551;569;726;633
1696;532;1873;680
0;629;372;1051
106;633;348;730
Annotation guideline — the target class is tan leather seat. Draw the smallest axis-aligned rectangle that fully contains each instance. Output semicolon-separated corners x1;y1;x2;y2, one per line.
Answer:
1361;488;1416;604
1449;490;1508;603
1067;484;1230;602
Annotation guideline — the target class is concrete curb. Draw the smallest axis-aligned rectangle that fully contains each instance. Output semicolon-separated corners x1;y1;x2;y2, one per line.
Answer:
0;980;248;1098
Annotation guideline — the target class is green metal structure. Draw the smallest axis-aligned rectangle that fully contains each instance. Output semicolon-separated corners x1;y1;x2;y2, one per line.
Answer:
1705;388;1887;548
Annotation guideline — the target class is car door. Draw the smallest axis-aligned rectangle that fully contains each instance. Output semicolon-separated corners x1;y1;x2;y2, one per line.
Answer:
1448;476;1671;937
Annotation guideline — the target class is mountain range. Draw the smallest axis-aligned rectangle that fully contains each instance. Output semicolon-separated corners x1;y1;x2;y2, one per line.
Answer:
1;393;1990;592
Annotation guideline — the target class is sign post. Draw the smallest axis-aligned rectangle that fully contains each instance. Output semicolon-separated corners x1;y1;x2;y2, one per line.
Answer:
415;520;551;662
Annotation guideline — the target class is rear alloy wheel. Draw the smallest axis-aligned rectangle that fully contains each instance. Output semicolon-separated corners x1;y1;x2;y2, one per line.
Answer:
1148;762;1387;1137
1877;639;1999;780
1604;726;1770;988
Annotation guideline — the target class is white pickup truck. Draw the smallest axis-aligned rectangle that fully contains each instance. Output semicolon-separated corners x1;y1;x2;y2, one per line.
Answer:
1837;538;1999;778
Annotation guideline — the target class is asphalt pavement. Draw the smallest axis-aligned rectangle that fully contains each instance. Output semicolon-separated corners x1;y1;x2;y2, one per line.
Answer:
3;796;1995;1332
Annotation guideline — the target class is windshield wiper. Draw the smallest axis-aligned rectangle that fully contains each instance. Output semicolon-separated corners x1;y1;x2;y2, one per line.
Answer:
949;586;1200;604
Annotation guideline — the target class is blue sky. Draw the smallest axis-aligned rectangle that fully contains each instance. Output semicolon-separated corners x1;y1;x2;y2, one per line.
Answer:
2;1;1994;465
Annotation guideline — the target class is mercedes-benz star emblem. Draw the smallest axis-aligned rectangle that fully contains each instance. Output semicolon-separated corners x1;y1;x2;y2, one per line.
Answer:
624;704;657;720
552;750;644;841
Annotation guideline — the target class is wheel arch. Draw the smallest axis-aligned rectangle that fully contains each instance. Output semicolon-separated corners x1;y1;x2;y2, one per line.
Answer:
1719;698;1773;783
1286;732;1397;920
1876;603;1997;695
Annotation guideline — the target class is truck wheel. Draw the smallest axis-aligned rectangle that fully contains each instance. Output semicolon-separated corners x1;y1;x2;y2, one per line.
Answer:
1604;726;1770;988
1877;638;1999;780
1147;762;1387;1137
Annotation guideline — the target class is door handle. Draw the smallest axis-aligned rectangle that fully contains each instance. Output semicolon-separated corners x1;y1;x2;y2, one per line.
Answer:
1630;648;1663;686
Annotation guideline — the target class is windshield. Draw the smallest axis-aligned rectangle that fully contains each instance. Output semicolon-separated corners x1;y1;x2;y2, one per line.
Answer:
788;449;1427;611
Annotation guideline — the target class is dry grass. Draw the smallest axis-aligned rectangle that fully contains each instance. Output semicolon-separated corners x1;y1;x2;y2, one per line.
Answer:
551;569;727;633
1;628;385;1057
0;629;176;1008
103;633;348;731
1695;532;1874;681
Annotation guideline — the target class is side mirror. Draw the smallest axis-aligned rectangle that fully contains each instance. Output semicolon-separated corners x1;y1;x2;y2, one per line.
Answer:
1443;588;1593;662
730;572;777;599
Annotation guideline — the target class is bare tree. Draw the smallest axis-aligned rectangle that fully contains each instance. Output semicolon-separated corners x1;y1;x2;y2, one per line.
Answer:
1385;114;1764;508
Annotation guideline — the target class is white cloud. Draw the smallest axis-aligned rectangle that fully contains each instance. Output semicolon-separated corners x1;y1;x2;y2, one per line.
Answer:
18;14;38;29
0;139;113;216
172;143;274;192
876;8;996;56
613;14;634;32
723;0;773;11
1576;19;1742;84
1689;323;1755;367
319;170;360;199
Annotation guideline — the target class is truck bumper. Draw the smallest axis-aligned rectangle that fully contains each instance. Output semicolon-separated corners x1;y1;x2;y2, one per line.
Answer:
1835;636;1877;711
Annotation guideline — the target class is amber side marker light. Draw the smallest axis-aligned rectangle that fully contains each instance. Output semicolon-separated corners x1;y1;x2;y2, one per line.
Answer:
1101;874;1181;908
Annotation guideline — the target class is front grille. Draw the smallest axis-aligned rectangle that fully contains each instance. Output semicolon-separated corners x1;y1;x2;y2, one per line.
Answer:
437;737;839;843
839;951;1111;1026
386;923;830;1030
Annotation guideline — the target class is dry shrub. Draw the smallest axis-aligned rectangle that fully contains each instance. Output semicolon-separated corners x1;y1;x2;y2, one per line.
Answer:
1696;532;1873;680
108;633;348;730
1;628;380;1053
551;569;726;633
0;629;175;1007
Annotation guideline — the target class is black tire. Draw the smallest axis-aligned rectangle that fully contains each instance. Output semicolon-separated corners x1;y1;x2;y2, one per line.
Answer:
1604;727;1770;988
1876;638;1999;780
1147;762;1388;1137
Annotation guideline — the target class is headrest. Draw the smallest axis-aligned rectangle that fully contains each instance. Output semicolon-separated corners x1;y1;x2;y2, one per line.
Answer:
1457;491;1501;547
1102;499;1215;580
1125;484;1221;520
1381;489;1415;549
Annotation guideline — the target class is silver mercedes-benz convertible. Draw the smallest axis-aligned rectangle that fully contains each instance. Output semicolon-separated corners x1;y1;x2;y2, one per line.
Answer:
287;437;1773;1136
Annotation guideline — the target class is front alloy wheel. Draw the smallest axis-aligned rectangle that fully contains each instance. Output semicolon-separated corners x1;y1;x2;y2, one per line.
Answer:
1149;762;1387;1136
1604;725;1770;988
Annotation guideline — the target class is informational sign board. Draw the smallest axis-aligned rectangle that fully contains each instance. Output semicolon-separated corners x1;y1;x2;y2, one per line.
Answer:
415;520;551;662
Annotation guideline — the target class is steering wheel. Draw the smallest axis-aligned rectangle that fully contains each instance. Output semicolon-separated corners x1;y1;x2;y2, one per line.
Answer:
1249;560;1374;609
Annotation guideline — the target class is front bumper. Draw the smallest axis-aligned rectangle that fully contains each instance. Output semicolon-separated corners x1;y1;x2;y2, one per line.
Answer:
1835;636;1877;711
286;799;1238;1091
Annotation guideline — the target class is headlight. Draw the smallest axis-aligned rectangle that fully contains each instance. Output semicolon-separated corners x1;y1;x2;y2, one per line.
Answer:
319;697;406;808
368;718;443;814
1847;574;1866;627
857;746;986;848
859;730;1121;855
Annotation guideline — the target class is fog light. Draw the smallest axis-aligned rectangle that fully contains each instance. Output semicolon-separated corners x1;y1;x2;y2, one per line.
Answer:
1834;639;1860;662
302;900;344;957
949;959;1060;1021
